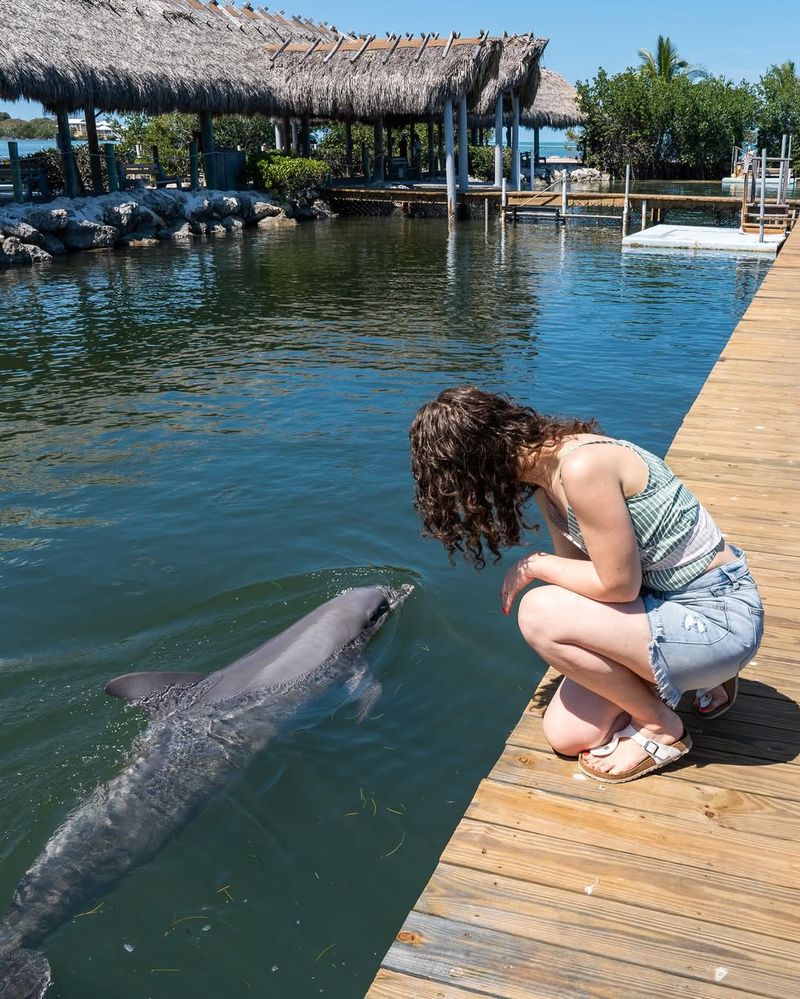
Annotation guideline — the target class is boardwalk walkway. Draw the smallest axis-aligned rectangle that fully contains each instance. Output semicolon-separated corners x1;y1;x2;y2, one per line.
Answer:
368;226;800;998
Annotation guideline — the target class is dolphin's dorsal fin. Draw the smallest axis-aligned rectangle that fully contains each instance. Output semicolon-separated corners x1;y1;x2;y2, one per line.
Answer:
105;671;204;702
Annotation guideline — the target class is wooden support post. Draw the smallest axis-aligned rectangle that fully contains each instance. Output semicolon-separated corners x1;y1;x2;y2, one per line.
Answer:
458;95;469;193
301;114;311;157
427;119;435;176
533;125;540;188
274;124;283;151
84;106;104;194
437;123;444;174
189;140;199;190
290;120;299;153
471;127;479;146
387;126;394;160
494;94;503;188
500;177;507;225
561;171;568;217
444;99;457;225
622;162;631;236
8;141;23;203
345;121;353;177
362;142;371;183
105;143;119;193
200;110;216;189
511;92;521;191
759;147;767;243
56;110;79;199
641;199;648;230
374;117;385;184
282;115;291;152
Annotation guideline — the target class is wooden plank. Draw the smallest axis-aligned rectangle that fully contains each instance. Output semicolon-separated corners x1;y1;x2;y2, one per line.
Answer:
414;865;800;999
382;910;770;999
440;820;800;944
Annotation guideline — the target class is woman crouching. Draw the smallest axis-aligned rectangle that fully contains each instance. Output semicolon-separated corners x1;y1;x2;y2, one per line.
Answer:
409;386;764;784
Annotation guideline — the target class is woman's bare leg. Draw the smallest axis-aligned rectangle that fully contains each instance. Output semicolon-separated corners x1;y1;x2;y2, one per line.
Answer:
542;677;630;757
518;584;685;776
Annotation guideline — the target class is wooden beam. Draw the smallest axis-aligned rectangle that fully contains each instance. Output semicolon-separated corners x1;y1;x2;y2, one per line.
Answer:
83;106;104;194
444;98;456;224
55;110;79;199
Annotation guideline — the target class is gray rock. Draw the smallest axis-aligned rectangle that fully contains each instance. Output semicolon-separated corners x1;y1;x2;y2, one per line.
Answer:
189;220;208;236
62;220;120;251
39;233;67;256
26;207;69;233
207;220;227;236
212;194;241;218
0;221;44;245
311;199;337;220
257;211;293;228
22;244;53;264
250;200;282;222
142;189;180;219
102;201;139;231
219;216;244;231
0;237;31;266
161;221;192;240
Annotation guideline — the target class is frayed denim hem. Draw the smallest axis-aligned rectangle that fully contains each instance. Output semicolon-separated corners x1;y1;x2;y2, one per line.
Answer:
643;595;682;708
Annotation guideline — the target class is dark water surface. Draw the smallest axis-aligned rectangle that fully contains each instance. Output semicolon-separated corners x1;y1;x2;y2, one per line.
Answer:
0;220;768;997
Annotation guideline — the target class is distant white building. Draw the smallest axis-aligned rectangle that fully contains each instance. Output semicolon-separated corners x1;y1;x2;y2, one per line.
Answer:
68;118;119;142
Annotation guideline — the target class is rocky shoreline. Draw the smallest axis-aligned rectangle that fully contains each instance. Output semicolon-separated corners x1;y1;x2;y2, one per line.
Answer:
0;188;336;268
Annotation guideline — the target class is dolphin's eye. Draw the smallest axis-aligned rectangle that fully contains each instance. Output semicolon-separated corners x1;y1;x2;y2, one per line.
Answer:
368;599;390;625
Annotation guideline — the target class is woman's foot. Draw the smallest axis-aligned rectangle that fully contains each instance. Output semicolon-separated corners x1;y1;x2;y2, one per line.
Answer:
581;711;685;778
693;677;738;719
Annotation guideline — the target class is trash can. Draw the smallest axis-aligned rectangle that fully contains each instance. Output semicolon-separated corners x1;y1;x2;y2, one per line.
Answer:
215;149;246;190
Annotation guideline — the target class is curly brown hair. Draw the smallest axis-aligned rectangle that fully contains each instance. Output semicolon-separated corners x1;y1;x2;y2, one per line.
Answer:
409;386;600;568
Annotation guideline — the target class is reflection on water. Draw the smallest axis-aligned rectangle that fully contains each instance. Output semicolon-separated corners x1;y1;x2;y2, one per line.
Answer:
0;219;769;998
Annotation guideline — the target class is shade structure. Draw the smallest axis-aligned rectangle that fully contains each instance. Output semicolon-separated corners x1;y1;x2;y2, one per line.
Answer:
469;69;587;130
473;33;548;116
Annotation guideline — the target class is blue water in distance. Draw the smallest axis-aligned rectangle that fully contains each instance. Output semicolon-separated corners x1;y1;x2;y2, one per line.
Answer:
0;219;769;997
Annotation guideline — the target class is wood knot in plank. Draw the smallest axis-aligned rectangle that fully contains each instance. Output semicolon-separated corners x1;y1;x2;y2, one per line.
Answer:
396;930;425;945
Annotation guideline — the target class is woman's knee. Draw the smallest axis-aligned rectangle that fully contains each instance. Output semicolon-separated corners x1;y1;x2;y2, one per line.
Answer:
517;585;570;651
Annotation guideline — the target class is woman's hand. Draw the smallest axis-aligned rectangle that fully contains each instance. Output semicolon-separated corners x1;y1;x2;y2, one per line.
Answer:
501;553;545;615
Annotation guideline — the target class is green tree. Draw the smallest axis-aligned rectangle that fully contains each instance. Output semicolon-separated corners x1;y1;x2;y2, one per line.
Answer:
576;67;756;178
0;111;10;121
756;61;800;164
638;35;707;81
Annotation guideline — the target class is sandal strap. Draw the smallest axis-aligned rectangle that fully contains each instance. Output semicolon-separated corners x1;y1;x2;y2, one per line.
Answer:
613;724;687;763
587;733;620;757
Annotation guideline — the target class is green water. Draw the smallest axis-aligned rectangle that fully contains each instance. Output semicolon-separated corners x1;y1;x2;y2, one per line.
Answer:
1;220;768;997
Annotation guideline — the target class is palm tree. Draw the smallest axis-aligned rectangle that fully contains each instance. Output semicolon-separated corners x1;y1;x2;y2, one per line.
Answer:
638;36;707;81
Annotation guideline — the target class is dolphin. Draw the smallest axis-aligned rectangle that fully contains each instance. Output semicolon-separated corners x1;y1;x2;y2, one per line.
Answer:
0;583;413;999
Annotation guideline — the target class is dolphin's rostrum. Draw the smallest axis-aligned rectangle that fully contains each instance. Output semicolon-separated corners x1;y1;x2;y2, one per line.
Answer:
0;583;413;999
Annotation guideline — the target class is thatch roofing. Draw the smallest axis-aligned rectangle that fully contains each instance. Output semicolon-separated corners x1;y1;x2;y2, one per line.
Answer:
266;33;502;122
469;68;586;130
474;33;548;115
0;1;544;124
0;0;288;113
522;69;586;128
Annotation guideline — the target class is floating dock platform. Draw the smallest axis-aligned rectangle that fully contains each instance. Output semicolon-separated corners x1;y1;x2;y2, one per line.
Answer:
622;223;786;254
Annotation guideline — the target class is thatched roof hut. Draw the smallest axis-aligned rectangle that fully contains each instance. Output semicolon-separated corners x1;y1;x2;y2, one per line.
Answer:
522;69;586;128
0;1;527;124
473;33;548;116
0;0;294;114
265;33;502;123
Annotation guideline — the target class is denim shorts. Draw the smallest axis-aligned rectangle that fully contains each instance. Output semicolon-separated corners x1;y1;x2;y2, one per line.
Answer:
643;545;765;707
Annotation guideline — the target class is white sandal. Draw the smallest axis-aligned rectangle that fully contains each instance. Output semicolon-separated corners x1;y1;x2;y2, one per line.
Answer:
579;723;692;784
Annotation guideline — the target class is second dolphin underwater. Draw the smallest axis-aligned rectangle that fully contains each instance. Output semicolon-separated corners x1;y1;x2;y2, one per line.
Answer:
0;583;413;999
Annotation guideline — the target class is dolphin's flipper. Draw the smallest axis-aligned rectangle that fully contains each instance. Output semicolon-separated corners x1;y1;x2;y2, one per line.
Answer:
105;672;204;703
354;676;383;723
0;947;51;999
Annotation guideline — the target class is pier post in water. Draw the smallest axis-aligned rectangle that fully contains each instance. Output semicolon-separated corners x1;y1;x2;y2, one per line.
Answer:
84;106;104;194
427;119;435;177
511;92;521;190
55;110;79;199
189;141;199;190
8;141;23;203
494;94;503;188
444;98;457;225
374;117;385;184
199;111;216;189
458;95;469;192
104;143;119;193
622;162;631;236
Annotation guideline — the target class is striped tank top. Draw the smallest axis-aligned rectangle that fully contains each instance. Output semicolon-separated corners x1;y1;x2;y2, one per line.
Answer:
543;440;723;592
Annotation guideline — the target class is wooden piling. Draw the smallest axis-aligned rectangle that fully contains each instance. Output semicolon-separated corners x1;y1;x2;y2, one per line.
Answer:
7;141;23;204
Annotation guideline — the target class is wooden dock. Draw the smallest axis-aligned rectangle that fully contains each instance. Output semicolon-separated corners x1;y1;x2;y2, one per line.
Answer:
326;182;800;220
368;226;800;997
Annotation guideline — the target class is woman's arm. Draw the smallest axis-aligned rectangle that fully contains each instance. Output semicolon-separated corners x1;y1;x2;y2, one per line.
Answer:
501;449;642;612
534;493;591;561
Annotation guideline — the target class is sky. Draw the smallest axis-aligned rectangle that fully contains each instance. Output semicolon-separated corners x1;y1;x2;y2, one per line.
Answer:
2;0;798;119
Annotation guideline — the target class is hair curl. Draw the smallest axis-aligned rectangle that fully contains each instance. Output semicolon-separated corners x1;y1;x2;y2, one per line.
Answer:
409;385;600;569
